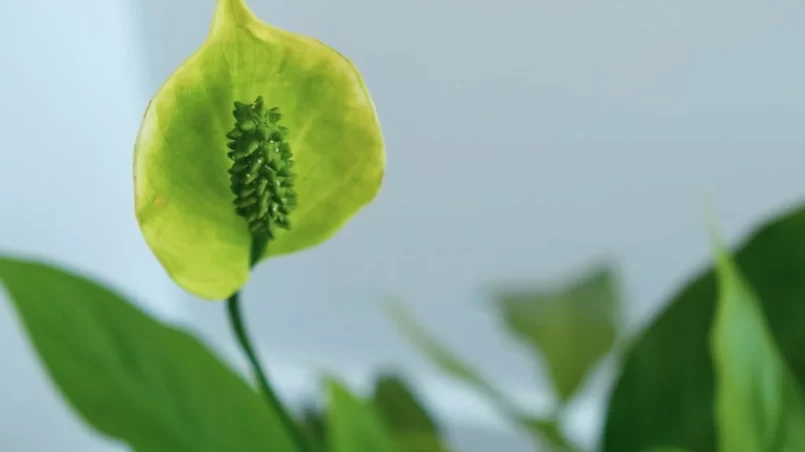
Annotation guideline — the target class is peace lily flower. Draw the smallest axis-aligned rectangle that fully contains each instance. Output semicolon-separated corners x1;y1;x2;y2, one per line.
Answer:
134;0;384;300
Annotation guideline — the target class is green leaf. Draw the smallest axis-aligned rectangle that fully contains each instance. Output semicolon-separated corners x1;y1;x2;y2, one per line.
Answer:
386;301;515;409
326;379;398;452
386;301;573;450
134;0;384;300
372;374;451;452
604;203;805;452
493;265;619;403
710;233;805;451
520;417;573;451
298;403;328;452
643;449;690;452
0;255;298;452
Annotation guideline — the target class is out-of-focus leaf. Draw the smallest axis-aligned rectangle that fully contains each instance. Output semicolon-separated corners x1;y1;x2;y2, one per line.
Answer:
134;0;384;299
604;203;805;452
372;374;451;452
520;417;571;451
327;379;397;452
386;301;514;408
386;301;572;450
710;233;805;451
643;449;690;452
386;301;511;405
0;255;297;452
493;265;620;402
299;402;327;452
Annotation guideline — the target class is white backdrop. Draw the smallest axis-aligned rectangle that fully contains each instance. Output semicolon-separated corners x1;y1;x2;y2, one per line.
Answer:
0;0;178;451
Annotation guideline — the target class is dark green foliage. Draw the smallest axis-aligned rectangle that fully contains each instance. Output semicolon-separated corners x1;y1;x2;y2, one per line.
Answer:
604;204;805;452
299;402;328;451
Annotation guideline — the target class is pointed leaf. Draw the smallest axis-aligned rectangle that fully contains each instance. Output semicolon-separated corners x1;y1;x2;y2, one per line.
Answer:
326;379;398;452
134;0;384;299
604;203;805;452
0;255;297;452
386;301;573;450
710;236;805;451
494;265;620;402
372;374;451;452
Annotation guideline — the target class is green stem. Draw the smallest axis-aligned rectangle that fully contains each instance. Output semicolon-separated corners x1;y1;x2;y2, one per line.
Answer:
225;233;310;451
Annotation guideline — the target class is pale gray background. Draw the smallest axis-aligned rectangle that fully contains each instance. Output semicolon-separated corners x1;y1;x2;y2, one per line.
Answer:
2;0;804;450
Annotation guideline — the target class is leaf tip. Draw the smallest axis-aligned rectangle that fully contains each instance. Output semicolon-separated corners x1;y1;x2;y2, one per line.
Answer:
211;0;258;34
703;197;733;275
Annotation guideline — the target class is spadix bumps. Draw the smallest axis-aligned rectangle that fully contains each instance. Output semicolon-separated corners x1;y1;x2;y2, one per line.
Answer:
134;0;384;300
227;97;297;237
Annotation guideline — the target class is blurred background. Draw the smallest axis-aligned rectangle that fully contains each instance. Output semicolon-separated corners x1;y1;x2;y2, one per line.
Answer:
1;0;804;450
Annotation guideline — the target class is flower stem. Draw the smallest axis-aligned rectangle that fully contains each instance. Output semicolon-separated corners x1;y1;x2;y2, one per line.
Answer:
225;233;310;451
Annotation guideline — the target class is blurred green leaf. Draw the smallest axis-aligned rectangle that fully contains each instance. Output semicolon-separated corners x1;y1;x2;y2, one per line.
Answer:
493;265;619;402
604;204;805;452
710;234;805;451
520;417;571;451
386;301;506;400
372;374;451;452
643;449;690;452
299;402;328;452
327;379;398;452
386;301;573;450
0;255;298;451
